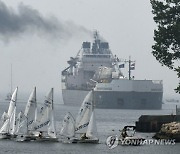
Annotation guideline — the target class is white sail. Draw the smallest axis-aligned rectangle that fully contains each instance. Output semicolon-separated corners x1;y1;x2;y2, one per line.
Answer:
0;112;8;125
48;110;56;138
15;111;28;135
9;107;16;135
60;112;75;137
0;87;18;134
75;91;92;134
15;87;37;135
33;88;53;132
7;87;18;117
0;107;17;135
24;87;37;131
0;118;10;133
86;111;97;138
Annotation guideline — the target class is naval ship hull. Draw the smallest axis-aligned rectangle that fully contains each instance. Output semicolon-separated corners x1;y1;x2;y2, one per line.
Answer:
62;80;163;109
94;91;162;109
62;89;162;109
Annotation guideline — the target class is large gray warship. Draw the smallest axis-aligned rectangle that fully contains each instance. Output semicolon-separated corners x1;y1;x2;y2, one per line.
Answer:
61;31;163;109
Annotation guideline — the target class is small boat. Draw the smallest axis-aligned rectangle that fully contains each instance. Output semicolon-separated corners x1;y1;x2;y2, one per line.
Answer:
15;87;38;142
118;126;145;146
31;88;58;142
0;87;18;139
106;126;144;147
60;90;99;144
60;112;76;143
66;111;99;144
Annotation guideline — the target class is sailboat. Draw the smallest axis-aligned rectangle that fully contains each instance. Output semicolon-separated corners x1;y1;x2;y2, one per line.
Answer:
0;87;18;139
60;90;99;143
16;87;38;142
32;88;58;142
60;112;75;142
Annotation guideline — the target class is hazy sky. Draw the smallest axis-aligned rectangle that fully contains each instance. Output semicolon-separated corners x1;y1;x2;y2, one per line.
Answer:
0;0;179;102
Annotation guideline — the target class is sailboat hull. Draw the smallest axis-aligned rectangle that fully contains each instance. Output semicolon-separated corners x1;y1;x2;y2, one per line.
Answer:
16;134;37;142
71;138;99;144
35;137;59;142
61;137;99;144
16;134;58;142
0;133;11;139
0;133;17;139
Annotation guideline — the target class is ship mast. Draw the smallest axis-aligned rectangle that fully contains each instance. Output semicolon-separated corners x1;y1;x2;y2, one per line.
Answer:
125;56;135;80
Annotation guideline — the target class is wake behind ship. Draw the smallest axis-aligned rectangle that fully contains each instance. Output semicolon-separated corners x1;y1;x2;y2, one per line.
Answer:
61;31;163;109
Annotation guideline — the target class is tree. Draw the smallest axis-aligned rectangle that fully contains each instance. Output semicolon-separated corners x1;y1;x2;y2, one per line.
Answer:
150;0;180;93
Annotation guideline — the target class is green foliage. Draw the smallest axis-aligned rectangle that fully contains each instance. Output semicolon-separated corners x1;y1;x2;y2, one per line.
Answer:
150;0;180;93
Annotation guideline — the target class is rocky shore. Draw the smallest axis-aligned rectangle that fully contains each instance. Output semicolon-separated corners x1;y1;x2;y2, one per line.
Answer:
153;122;180;142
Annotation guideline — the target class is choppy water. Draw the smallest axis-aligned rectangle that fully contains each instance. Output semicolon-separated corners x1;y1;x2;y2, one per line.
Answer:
0;101;179;154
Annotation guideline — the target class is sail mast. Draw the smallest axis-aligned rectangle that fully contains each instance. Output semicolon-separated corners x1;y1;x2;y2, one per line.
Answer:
52;88;54;110
10;64;13;95
92;88;94;112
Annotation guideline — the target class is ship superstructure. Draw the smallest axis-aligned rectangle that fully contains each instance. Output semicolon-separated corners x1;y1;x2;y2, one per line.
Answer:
61;31;163;109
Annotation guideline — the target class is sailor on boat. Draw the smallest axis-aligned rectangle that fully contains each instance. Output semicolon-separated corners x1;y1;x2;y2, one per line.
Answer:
121;128;128;138
80;133;89;140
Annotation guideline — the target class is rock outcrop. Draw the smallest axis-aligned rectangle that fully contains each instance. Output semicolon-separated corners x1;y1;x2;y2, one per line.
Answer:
153;122;180;142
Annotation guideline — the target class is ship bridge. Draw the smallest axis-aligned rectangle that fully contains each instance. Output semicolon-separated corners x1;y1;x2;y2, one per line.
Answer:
81;53;113;71
80;31;114;71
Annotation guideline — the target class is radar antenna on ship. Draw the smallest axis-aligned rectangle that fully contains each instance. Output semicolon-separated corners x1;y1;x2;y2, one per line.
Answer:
93;30;99;40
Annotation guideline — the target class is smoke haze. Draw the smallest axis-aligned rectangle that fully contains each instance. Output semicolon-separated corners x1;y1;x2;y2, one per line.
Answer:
0;1;91;41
